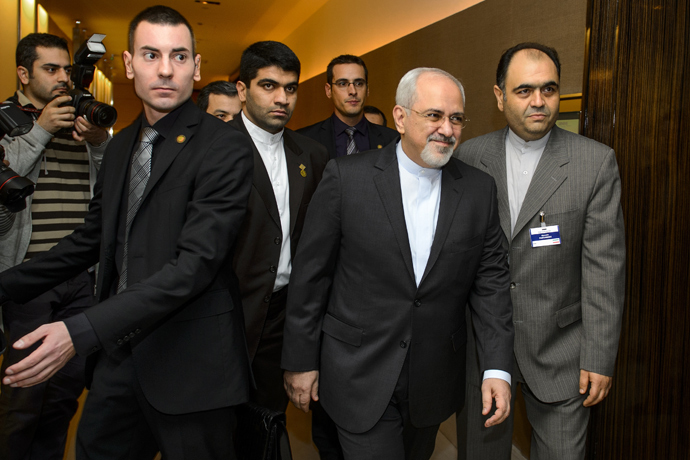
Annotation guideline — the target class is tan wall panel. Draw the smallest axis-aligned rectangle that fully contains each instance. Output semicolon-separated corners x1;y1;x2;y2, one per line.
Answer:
0;1;19;99
288;0;586;144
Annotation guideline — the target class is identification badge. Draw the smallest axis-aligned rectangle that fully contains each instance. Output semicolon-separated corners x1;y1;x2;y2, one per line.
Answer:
530;225;561;247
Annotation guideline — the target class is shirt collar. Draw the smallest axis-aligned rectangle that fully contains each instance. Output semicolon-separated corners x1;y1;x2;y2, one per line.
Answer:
15;90;34;108
332;112;369;137
396;141;441;178
507;127;551;153
242;111;284;145
144;99;190;140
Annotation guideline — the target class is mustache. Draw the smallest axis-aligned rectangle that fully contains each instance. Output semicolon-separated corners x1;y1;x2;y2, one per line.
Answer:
52;83;69;91
525;107;550;116
427;134;456;145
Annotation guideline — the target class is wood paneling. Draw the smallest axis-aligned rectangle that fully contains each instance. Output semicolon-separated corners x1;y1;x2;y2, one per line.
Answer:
582;1;690;458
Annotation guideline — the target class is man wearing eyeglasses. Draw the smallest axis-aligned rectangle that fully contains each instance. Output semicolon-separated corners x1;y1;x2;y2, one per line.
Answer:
282;67;513;460
298;55;398;159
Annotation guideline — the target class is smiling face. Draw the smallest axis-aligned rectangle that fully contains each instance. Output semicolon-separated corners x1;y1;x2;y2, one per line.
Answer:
393;72;464;169
326;63;369;125
18;46;72;109
494;49;560;142
237;65;298;134
123;21;201;125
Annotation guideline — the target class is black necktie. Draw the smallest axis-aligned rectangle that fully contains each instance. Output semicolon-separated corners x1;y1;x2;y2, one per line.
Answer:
118;127;158;293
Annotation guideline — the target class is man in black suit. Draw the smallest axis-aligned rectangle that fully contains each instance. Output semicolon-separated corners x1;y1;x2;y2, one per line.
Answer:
0;6;253;459
229;41;328;413
298;55;398;158
282;68;514;460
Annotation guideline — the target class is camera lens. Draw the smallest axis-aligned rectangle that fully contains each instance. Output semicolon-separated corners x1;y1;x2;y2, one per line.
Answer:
79;99;118;128
0;163;35;213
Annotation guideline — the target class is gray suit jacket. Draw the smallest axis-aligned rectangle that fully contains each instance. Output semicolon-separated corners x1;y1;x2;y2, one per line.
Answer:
282;143;513;432
458;126;625;403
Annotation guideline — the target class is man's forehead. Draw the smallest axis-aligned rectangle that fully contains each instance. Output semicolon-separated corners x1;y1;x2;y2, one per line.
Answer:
506;50;559;82
333;63;365;77
132;21;193;51
35;46;70;63
415;74;463;110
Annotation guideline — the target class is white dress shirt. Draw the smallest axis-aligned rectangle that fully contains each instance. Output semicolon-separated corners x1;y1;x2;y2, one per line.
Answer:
242;112;291;291
396;142;511;385
505;128;551;235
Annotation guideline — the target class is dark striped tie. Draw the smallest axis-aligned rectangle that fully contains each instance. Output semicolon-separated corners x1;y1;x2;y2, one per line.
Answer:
345;126;359;155
117;127;158;293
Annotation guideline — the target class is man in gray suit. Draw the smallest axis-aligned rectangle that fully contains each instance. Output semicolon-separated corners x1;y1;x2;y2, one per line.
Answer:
457;43;625;460
282;67;514;460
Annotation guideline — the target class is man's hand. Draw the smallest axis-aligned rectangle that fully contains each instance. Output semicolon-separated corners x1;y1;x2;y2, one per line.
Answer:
2;159;8;166
73;116;108;145
284;370;319;413
580;369;612;407
36;96;75;134
2;322;75;388
481;378;511;427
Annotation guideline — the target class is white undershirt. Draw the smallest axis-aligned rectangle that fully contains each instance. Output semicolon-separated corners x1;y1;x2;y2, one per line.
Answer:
242;112;291;291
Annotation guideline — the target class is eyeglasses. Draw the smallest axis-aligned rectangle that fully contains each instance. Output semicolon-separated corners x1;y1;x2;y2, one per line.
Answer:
403;107;469;128
331;79;367;90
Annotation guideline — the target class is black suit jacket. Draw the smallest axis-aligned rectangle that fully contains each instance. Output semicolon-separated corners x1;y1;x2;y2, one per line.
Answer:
297;116;399;159
281;143;514;432
0;100;254;415
229;115;329;359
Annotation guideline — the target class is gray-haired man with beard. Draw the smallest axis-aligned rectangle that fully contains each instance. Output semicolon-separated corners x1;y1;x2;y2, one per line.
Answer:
281;68;514;460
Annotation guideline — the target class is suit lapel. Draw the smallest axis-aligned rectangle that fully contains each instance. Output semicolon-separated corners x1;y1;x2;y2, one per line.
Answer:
320;118;337;159
513;127;569;237
232;115;281;228
141;104;200;205
479;128;511;240
373;147;415;284
104;119;141;235
419;160;464;286
284;131;305;235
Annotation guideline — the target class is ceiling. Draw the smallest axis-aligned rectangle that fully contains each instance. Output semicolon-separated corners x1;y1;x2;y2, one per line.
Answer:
39;0;483;89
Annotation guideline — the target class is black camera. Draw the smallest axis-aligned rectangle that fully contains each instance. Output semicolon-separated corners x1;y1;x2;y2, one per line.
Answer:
66;34;117;128
0;103;35;213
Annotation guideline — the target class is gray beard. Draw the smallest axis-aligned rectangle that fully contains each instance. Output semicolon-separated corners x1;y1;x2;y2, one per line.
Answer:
420;141;454;168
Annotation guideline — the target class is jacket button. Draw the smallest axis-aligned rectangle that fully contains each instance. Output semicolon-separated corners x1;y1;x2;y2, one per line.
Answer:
400;341;407;348
91;346;99;353
510;282;516;289
116;339;123;346
264;295;271;303
269;266;277;273
414;299;422;307
123;335;130;342
274;237;281;245
129;332;136;338
135;329;141;334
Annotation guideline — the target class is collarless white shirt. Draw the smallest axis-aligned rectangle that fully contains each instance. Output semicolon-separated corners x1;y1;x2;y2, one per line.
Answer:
505;128;551;235
396;142;442;287
242;111;291;291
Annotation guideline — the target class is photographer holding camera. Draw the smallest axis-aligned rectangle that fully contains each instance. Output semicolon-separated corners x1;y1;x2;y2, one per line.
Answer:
0;33;110;460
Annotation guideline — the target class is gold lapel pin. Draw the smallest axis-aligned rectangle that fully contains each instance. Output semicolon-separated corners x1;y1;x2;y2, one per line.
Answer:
176;135;186;144
299;164;307;177
377;144;383;149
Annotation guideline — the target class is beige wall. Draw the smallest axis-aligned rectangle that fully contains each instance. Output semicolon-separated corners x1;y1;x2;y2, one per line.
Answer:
287;0;586;143
0;1;19;99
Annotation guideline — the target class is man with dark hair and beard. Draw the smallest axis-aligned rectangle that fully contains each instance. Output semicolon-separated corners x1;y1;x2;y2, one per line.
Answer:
0;32;109;460
282;67;513;460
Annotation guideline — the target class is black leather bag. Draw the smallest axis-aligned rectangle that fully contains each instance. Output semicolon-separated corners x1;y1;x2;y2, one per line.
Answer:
235;402;292;460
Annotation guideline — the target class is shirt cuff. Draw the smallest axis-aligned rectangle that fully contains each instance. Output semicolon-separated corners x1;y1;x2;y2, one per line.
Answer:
63;313;102;356
483;369;511;386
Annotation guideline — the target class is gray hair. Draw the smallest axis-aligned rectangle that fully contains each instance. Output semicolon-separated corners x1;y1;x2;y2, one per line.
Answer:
395;68;466;109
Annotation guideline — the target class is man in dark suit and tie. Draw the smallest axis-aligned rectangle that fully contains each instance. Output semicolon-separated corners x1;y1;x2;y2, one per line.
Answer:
456;43;625;460
229;41;328;412
282;67;514;460
298;55;399;158
0;6;254;459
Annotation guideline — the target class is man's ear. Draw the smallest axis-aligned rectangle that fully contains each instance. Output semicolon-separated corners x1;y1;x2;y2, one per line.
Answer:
123;51;134;80
17;66;30;86
236;81;247;103
193;54;201;82
325;83;332;99
392;105;406;135
493;85;505;112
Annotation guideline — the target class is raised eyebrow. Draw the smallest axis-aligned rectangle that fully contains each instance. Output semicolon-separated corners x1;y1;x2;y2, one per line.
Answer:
140;46;160;54
172;47;191;54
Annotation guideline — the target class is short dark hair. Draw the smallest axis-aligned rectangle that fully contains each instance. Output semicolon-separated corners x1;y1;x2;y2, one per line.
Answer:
197;81;238;111
326;55;368;84
16;33;70;75
128;5;195;54
496;42;561;95
238;41;300;86
363;105;387;127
